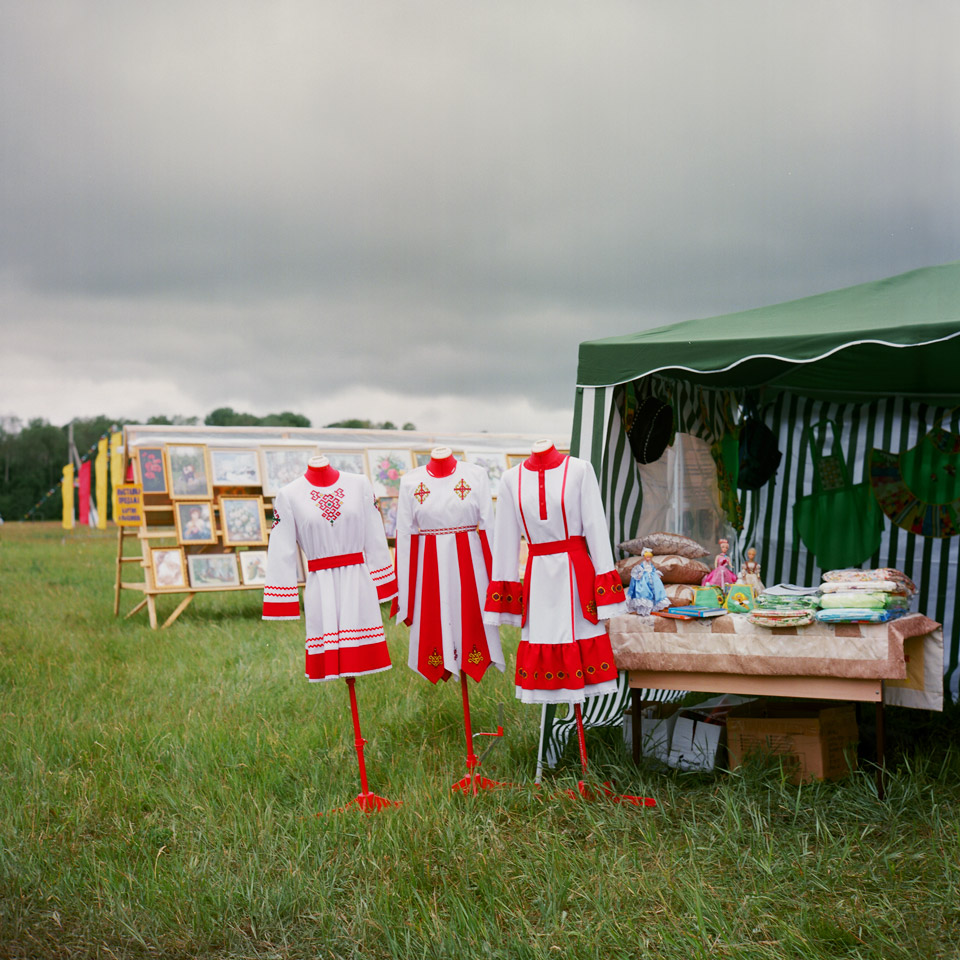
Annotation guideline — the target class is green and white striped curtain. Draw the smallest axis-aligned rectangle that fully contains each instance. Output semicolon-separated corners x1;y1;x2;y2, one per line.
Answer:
572;382;960;708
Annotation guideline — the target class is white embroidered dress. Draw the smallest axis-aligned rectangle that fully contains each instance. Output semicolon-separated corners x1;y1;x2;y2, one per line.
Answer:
262;472;398;681
484;455;626;704
395;461;504;683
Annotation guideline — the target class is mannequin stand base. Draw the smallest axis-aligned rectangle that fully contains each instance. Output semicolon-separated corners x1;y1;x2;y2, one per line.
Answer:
323;791;402;815
451;772;512;795
562;780;656;807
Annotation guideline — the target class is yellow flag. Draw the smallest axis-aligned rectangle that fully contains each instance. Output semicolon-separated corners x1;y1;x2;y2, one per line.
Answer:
96;437;109;530
62;463;75;530
110;431;123;522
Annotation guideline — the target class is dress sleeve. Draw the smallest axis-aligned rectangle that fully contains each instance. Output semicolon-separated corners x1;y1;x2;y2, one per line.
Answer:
362;478;399;603
262;488;301;620
579;459;626;619
483;470;523;626
394;475;417;625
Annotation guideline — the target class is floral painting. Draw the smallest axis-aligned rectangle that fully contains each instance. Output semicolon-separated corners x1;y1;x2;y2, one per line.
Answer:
136;447;167;494
220;496;268;546
368;449;412;497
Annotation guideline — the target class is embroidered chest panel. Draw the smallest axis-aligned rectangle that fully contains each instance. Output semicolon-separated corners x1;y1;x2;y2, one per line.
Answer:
414;482;431;504
453;479;472;501
309;486;346;524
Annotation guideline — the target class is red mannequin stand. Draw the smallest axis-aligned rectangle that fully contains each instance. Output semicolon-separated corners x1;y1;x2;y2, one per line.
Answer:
326;678;402;814
564;703;656;807
450;673;511;795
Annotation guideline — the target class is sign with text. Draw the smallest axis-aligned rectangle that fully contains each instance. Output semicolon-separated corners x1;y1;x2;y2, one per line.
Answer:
116;484;144;526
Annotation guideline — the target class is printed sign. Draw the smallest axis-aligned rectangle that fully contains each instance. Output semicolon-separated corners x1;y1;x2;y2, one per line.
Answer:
116;484;144;526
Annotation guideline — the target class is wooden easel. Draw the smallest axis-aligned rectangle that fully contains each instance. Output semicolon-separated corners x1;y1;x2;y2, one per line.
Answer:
113;456;283;630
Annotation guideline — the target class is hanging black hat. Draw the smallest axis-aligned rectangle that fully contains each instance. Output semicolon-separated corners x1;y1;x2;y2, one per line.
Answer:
628;395;673;464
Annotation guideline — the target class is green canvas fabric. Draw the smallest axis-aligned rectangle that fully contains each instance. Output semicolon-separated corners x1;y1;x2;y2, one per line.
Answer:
578;261;960;400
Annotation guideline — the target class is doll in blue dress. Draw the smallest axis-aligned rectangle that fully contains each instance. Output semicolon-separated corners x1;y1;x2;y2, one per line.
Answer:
626;548;670;615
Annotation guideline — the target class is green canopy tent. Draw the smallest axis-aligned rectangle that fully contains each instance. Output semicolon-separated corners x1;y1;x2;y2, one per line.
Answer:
542;261;960;767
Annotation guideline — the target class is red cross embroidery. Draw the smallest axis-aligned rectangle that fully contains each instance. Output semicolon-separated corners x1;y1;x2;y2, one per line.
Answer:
414;482;430;504
454;480;471;500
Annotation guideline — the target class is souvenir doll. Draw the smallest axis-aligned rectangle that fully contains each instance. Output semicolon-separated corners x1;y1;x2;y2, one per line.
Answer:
626;548;670;615
701;537;738;591
738;546;764;594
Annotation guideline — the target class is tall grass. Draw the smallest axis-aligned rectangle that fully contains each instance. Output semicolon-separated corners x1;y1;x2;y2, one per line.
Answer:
1;523;958;958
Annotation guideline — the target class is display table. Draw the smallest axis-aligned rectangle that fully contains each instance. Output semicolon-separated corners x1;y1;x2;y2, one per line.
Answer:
609;612;943;790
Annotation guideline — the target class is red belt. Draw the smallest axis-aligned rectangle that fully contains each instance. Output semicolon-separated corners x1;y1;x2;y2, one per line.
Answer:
522;535;598;626
307;552;364;571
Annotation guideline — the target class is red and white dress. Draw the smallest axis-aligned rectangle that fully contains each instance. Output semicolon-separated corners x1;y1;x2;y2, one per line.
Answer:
262;472;398;682
484;455;626;704
395;461;505;683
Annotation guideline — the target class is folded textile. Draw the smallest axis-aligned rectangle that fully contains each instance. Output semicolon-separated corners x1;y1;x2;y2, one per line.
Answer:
814;608;900;623
754;593;821;610
819;592;887;609
819;579;907;595
748;611;816;628
822;568;917;593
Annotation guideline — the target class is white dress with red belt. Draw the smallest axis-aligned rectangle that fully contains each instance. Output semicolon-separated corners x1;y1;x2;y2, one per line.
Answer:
483;455;626;704
395;461;504;683
262;472;398;681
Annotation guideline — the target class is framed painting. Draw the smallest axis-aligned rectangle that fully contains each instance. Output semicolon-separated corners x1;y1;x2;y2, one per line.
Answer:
238;549;268;585
260;446;317;496
166;444;213;500
368;449;412;498
187;553;240;588
173;500;217;545
506;453;527;469
151;547;187;589
378;496;398;537
209;448;261;487
135;446;168;494
465;451;508;498
219;495;268;547
323;450;368;477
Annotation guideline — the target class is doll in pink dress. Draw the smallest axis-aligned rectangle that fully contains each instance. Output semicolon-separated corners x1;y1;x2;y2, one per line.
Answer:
701;538;738;591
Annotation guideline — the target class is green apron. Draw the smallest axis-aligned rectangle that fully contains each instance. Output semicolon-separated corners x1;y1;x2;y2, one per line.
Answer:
794;420;885;570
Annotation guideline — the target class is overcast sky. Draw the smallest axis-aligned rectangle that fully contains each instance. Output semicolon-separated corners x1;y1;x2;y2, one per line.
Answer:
2;1;958;437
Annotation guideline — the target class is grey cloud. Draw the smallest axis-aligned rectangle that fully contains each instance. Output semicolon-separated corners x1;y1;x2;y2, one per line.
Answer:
2;1;959;425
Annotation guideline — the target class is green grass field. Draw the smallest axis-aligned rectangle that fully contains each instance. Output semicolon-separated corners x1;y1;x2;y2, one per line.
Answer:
1;523;958;959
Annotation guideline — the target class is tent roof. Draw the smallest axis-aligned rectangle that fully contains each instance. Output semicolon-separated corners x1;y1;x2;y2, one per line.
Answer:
577;261;960;400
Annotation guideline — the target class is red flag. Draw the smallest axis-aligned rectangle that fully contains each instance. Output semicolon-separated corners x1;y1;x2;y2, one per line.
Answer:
78;461;91;526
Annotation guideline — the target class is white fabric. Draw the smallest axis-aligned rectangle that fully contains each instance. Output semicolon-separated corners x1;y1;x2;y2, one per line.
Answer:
395;461;504;679
486;455;625;704
263;472;396;681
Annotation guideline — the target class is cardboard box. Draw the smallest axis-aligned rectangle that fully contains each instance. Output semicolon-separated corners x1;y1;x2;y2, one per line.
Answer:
726;701;859;783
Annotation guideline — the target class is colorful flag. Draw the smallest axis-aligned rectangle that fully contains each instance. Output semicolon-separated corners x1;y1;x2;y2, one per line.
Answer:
110;432;123;522
96;437;109;530
62;463;75;530
78;460;91;526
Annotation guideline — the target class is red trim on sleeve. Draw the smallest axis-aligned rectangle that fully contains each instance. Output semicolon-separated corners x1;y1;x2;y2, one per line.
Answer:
594;569;626;607
263;600;300;618
376;577;399;602
484;580;523;616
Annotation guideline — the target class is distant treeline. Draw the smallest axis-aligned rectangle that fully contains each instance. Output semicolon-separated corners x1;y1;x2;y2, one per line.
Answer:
0;409;415;520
